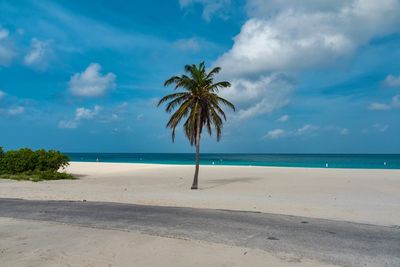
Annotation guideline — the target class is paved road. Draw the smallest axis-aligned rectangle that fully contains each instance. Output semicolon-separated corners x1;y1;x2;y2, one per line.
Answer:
0;198;399;267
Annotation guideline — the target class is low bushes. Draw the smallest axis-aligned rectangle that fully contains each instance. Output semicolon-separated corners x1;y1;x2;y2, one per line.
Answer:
0;147;74;181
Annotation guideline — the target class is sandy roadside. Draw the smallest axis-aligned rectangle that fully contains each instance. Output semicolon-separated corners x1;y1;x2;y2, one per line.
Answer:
0;217;338;267
0;162;399;226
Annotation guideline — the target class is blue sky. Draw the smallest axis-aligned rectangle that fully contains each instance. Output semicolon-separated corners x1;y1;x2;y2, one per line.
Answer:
0;0;399;153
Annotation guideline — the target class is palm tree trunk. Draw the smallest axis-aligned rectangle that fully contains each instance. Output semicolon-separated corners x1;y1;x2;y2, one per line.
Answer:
191;113;201;190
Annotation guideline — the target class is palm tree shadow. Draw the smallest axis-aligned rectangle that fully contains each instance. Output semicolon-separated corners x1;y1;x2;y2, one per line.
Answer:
200;177;261;190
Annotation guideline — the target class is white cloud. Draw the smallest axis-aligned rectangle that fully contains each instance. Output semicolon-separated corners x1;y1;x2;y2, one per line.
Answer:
326;125;350;135
246;0;349;15
213;0;400;120
369;95;400;110
0;28;8;40
98;112;121;124
296;124;319;136
216;0;400;77
69;63;116;97
392;95;400;108
96;102;131;123
24;38;53;70
368;102;391;111
221;74;294;119
0;27;15;66
0;90;5;100
383;74;400;87
277;114;289;122
264;129;285;139
58;102;131;129
174;38;201;51
75;105;101;120
58;120;78;129
372;123;389;132
340;128;349;135
264;124;349;139
179;0;231;21
58;105;101;129
136;113;144;120
7;106;25;116
118;102;129;109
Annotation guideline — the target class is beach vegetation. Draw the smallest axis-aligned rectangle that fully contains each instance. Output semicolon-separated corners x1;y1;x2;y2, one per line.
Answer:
158;62;235;189
0;147;74;181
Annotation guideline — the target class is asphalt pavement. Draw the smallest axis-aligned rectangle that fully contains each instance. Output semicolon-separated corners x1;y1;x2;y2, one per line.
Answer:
0;198;399;267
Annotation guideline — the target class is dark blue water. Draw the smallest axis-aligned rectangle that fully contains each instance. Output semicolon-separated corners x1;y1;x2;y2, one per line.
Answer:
65;153;400;169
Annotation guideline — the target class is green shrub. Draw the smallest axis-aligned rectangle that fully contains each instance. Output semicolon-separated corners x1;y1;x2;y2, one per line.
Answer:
0;171;74;182
0;148;72;181
0;148;37;173
35;149;69;171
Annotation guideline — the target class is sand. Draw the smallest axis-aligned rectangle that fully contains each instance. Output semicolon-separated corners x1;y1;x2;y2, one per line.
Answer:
0;162;399;226
0;217;338;267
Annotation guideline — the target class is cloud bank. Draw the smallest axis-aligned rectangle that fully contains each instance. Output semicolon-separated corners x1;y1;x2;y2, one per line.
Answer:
221;74;294;119
215;0;400;119
218;0;400;76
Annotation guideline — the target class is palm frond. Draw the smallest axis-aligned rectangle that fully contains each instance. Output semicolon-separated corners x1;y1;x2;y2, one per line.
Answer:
166;99;193;142
157;92;188;107
208;81;231;92
165;93;191;113
164;76;181;87
210;102;227;120
210;108;223;141
217;96;236;111
206;66;221;79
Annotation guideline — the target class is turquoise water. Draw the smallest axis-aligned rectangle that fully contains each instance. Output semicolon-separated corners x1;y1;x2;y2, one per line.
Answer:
66;153;400;169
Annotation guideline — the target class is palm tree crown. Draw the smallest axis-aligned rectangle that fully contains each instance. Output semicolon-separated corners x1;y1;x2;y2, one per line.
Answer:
158;62;235;145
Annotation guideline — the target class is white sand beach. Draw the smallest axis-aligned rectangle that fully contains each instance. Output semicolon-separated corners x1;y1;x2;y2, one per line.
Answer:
0;217;339;267
0;162;399;226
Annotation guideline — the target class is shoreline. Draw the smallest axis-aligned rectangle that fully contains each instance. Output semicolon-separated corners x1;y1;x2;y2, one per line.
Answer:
69;160;400;170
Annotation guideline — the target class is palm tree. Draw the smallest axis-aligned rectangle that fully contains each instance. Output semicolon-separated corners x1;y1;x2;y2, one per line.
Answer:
158;62;235;189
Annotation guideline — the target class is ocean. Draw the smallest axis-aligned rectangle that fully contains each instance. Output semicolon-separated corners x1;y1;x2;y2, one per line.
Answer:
66;153;400;170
